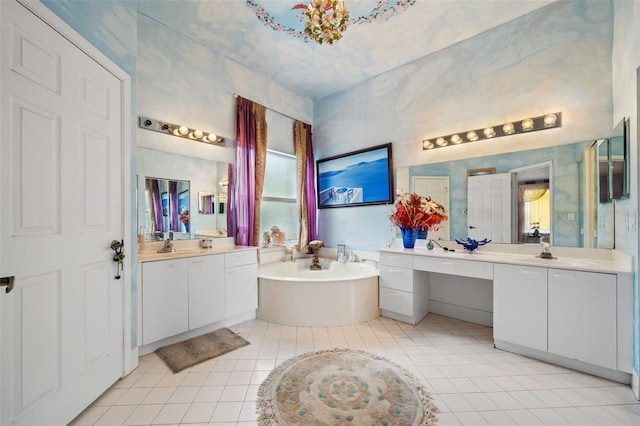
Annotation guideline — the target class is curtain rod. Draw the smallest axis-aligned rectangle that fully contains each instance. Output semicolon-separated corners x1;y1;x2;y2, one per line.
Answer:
232;92;308;124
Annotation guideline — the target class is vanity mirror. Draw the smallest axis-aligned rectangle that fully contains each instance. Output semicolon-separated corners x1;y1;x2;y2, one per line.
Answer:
137;147;229;241
403;139;603;248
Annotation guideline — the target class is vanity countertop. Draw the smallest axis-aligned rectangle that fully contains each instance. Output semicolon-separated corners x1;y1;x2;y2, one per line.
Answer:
379;243;633;275
137;238;257;263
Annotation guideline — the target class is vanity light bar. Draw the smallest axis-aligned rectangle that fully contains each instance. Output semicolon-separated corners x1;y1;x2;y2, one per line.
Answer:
422;112;562;150
138;116;225;146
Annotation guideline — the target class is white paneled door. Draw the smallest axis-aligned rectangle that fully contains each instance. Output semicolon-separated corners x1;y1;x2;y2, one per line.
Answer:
412;176;450;241
467;173;513;243
0;2;124;424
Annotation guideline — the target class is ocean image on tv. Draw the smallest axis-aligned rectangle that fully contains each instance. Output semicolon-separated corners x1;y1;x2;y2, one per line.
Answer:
318;147;391;206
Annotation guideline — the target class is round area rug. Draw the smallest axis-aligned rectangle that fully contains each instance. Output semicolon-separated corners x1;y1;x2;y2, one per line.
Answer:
257;349;437;425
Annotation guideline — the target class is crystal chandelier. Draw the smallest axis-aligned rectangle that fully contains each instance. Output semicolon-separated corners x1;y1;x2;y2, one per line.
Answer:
304;0;350;45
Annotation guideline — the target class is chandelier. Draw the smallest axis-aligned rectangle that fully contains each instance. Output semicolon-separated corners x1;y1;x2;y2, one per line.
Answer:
303;0;350;45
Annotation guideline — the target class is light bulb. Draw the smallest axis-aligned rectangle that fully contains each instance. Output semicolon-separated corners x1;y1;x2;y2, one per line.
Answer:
503;122;515;134
193;129;204;139
207;133;218;143
422;140;433;149
450;134;462;144
522;118;534;131
435;137;447;146
543;113;558;127
483;127;496;138
467;131;479;141
178;126;189;136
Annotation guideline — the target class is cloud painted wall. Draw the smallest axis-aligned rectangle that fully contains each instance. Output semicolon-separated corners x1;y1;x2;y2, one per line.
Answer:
313;1;614;251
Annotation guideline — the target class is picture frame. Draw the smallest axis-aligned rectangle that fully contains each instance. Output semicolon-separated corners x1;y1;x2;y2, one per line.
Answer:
467;167;496;177
316;143;393;208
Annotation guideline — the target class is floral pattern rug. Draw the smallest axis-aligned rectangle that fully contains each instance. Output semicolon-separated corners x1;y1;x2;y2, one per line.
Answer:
257;349;437;425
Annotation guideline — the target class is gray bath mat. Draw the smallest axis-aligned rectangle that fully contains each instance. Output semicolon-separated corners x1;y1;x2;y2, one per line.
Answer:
155;328;250;373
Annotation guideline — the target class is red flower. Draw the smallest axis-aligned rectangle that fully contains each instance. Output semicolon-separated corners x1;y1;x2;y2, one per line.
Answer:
388;192;448;230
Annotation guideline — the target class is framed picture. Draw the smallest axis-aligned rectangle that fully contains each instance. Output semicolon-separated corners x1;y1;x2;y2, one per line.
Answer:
317;143;393;208
467;167;496;177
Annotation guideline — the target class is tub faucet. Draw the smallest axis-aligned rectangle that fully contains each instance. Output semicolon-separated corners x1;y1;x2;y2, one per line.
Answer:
282;246;295;262
337;244;346;262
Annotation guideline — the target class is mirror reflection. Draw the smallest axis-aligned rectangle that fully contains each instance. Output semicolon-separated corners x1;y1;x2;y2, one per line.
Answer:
199;191;215;214
144;177;190;240
404;140;594;248
136;147;229;241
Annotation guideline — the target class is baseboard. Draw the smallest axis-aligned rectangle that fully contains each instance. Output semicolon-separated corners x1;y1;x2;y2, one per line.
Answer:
495;339;631;384
632;370;640;400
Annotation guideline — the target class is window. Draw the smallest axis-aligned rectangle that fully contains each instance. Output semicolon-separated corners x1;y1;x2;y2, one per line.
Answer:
260;150;297;242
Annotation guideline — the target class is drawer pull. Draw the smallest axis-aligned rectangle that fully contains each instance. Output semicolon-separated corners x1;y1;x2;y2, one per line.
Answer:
191;259;205;264
521;270;541;275
441;261;455;266
553;272;576;280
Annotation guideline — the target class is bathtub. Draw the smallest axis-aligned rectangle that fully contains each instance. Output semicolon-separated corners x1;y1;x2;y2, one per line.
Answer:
257;258;380;326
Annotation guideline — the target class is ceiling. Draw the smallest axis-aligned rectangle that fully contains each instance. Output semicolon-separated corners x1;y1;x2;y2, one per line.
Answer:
138;0;556;100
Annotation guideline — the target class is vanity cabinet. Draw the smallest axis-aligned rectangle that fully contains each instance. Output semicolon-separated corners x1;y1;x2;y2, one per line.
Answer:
142;258;189;345
379;252;429;324
189;255;225;330
140;248;258;347
493;264;547;352
224;250;258;318
548;269;617;370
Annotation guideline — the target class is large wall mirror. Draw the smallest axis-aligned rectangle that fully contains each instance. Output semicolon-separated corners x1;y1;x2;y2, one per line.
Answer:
402;137;619;249
137;147;229;241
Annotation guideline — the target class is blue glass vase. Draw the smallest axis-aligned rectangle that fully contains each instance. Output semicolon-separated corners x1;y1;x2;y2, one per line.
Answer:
400;227;418;248
417;228;428;240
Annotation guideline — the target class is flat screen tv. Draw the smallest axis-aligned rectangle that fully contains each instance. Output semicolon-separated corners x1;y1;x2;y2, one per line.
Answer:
316;143;393;208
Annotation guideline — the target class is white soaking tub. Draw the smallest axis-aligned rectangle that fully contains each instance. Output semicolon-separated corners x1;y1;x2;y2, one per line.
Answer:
257;258;379;326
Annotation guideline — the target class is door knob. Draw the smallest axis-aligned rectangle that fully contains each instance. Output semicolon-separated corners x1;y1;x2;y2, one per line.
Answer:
469;225;476;229
0;276;15;294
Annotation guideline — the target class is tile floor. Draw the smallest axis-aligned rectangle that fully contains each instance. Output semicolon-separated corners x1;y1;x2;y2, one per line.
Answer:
71;314;640;425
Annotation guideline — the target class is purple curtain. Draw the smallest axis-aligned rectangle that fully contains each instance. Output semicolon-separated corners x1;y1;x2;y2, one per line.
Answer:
150;179;164;232
169;180;178;231
232;96;257;246
227;163;233;234
205;195;213;214
304;123;318;241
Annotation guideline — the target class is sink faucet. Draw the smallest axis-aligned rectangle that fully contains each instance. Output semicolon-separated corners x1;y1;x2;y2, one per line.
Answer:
157;238;175;253
337;244;346;262
538;242;554;259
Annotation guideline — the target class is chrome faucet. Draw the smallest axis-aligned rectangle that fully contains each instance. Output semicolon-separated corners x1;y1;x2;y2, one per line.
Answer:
538;242;554;259
337;244;346;262
157;238;175;253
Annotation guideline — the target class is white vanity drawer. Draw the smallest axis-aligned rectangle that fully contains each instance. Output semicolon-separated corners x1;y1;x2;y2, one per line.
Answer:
379;265;413;292
225;249;257;268
413;256;493;279
379;287;414;317
380;252;413;269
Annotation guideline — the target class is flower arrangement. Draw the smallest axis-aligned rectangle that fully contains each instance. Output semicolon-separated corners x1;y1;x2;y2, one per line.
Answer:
388;191;448;231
